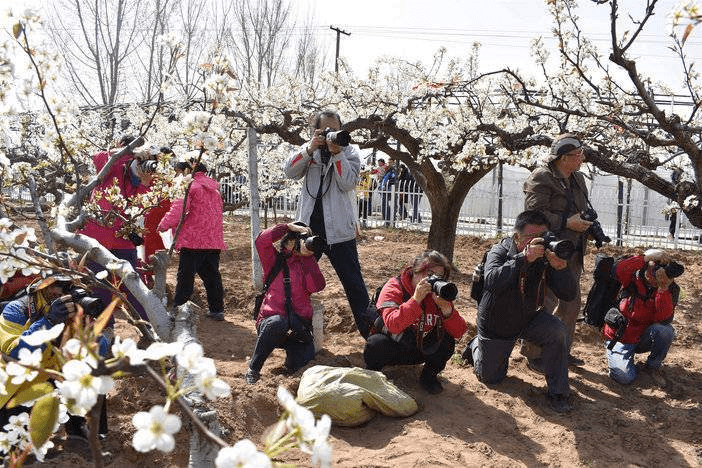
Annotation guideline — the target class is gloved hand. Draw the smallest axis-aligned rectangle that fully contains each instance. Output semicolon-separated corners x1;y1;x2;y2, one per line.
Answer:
45;296;73;325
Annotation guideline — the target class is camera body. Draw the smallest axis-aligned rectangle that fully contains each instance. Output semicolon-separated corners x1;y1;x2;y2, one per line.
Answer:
321;128;351;147
653;260;684;279
128;231;144;247
283;229;324;256
426;275;458;301
319;128;351;165
67;287;104;318
538;231;575;260
139;159;159;173
580;208;611;248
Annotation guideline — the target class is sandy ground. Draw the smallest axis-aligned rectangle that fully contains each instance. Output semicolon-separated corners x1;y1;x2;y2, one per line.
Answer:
36;216;702;467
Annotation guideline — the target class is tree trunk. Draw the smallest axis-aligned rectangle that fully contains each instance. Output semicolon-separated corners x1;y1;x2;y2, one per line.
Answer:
423;165;493;262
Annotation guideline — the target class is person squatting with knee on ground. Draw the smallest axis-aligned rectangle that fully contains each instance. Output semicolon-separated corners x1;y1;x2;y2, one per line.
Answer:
461;210;577;413
245;222;326;384
158;161;227;321
604;249;681;385
523;133;602;367
364;250;466;394
283;110;371;338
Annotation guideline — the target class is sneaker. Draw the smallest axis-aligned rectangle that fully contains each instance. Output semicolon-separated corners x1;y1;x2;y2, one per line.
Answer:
419;370;443;394
460;341;474;367
244;368;260;384
206;310;225;321
546;393;573;413
526;358;545;374
567;354;584;366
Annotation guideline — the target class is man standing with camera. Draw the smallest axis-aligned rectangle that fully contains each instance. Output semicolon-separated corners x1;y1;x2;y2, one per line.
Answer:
462;210;577;412
523;134;599;367
284;110;371;338
604;249;681;385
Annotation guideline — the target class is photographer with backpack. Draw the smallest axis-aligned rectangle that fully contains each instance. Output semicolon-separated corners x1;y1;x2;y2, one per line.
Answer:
244;223;326;384
364;250;466;394
461;210;578;413
604;249;681;385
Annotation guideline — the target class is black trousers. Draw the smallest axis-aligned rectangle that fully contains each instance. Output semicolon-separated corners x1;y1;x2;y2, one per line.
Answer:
315;238;371;338
174;248;224;312
364;330;455;377
249;315;315;373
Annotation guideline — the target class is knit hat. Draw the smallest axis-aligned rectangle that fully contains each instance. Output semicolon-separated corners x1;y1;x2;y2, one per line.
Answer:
549;135;582;161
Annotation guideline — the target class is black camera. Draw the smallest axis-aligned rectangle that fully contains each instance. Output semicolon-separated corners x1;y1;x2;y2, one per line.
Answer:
300;233;324;256
538;232;575;260
581;208;611;248
321;128;351;147
140;159;159;173
426;275;458;301
653;261;684;279
128;231;144;246
67;287;104;318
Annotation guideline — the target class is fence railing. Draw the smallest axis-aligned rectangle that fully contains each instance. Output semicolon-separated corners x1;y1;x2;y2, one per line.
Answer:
221;167;702;251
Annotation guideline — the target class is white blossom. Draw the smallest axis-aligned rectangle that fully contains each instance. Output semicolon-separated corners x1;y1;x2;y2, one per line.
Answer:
55;359;113;416
143;341;184;361
6;348;42;385
215;439;271;468
21;323;64;347
131;405;181;453
111;336;145;365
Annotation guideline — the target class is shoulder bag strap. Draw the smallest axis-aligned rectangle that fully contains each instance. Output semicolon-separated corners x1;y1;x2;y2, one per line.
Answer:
282;260;294;326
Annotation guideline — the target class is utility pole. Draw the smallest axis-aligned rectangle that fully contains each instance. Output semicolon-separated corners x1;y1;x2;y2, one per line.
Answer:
329;25;350;73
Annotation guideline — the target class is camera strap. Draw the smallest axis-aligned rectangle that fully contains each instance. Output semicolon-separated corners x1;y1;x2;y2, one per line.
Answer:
281;260;296;328
260;252;287;296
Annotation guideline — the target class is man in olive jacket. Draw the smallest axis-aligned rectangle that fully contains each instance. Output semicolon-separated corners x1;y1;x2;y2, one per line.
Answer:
463;210;577;413
523;134;594;365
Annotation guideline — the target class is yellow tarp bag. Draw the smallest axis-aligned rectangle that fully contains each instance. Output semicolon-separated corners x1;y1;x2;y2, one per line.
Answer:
296;365;418;427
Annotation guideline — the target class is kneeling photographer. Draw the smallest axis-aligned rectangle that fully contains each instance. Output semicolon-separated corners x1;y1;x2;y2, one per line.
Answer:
461;210;577;413
0;275;110;438
604;249;682;385
363;250;467;394
244;222;326;384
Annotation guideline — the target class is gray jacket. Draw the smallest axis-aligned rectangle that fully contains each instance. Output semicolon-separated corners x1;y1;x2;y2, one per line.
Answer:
283;143;360;245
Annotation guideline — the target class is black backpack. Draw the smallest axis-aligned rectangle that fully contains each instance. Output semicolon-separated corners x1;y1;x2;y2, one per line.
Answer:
583;253;631;328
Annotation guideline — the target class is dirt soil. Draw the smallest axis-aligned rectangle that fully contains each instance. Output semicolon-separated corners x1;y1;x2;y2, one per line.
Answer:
36;216;702;467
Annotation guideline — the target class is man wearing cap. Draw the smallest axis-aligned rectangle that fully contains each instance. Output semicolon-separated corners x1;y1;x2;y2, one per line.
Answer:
522;133;593;368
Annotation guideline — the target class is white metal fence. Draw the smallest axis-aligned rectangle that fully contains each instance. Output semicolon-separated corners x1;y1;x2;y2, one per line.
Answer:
222;165;702;251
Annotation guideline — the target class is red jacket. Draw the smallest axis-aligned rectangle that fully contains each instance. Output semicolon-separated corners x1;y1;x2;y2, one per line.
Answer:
377;268;467;339
158;172;227;251
255;224;325;324
603;255;675;344
80;151;150;249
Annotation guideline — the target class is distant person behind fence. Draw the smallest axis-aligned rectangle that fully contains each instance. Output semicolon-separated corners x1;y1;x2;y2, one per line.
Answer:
283;110;371;338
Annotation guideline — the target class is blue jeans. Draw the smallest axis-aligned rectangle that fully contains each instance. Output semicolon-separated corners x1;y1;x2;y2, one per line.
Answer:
470;310;570;396
249;315;315;373
315;238;370;338
605;323;675;384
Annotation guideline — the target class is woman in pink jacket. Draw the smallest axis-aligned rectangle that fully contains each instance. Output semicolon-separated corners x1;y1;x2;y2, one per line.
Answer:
245;222;326;384
158;162;227;320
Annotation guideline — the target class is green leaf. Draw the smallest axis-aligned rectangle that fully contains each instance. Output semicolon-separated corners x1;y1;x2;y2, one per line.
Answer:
12;23;22;39
6;380;53;408
29;394;60;448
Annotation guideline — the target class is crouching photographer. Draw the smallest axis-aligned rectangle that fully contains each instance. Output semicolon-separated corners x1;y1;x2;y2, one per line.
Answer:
244;222;326;384
0;275;111;438
363;250;467;394
604;249;682;385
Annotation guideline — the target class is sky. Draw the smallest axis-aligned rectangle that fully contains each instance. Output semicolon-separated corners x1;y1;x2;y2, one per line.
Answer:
297;0;702;94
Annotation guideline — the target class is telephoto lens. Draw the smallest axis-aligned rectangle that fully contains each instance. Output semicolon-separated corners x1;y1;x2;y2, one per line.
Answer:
323;128;351;147
426;275;458;301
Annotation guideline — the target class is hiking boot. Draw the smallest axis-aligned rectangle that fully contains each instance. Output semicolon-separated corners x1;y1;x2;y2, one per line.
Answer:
568;354;584;366
206;310;225;321
546;393;573;413
526;358;545;375
244;368;260;385
419;369;443;394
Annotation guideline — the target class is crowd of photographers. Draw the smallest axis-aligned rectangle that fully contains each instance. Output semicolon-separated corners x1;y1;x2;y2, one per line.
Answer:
0;115;686;454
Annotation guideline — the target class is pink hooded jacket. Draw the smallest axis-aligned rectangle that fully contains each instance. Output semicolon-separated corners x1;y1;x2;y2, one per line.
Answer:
158;172;227;251
80;151;150;249
255;224;325;323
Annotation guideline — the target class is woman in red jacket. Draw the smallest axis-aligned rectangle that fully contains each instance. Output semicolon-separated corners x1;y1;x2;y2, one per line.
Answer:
364;251;467;394
604;249;679;384
245;223;326;384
